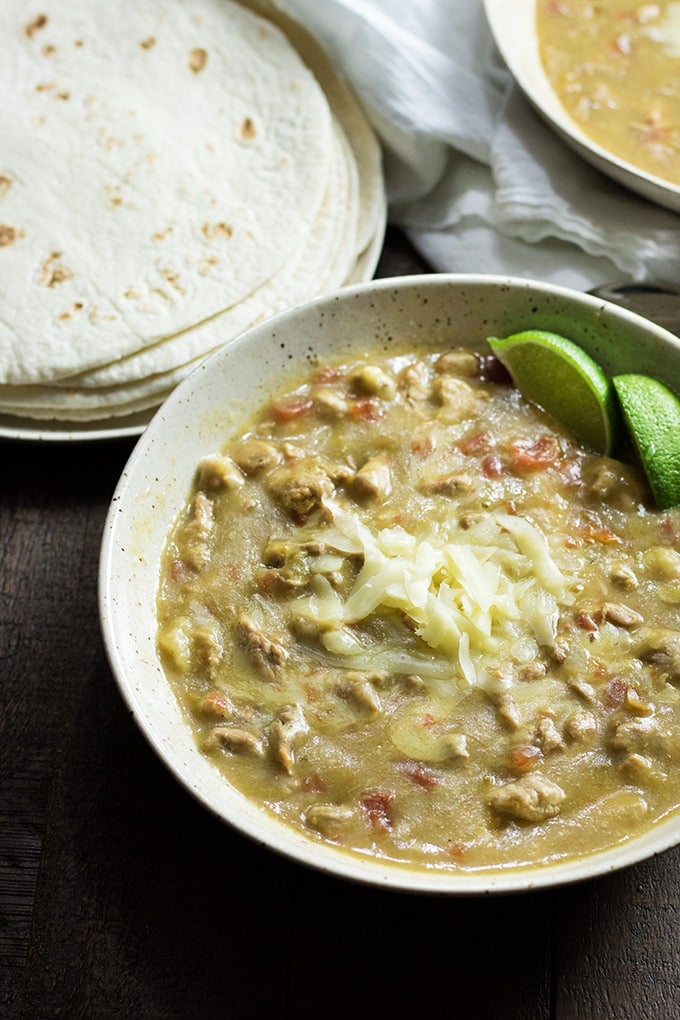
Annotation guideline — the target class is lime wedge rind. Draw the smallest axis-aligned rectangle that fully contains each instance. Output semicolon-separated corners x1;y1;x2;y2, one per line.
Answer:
487;329;621;456
612;374;680;511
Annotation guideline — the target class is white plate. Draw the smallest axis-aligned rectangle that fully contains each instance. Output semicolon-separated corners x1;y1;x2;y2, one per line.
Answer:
100;272;680;894
0;207;386;445
484;0;680;213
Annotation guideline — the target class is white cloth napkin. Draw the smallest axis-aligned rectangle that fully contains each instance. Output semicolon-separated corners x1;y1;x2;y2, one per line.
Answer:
280;0;680;290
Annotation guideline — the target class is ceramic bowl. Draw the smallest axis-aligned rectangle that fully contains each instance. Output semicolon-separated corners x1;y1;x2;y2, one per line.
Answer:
99;273;680;893
484;0;680;214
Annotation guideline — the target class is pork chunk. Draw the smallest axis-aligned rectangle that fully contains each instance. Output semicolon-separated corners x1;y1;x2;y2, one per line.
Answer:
267;458;334;517
435;350;480;377
203;727;264;756
432;376;485;423
305;803;355;836
232;438;280;476
564;710;598;744
609;716;671;758
197;453;244;491
487;773;566;822
635;627;680;683
269;704;308;774
351;454;392;502
235;614;288;681
180;492;215;571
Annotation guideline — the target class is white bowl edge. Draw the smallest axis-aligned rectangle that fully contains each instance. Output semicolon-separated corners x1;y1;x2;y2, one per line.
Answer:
99;272;680;894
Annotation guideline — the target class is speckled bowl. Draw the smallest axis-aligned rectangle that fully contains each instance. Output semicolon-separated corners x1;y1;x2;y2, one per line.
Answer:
484;0;680;213
99;274;680;893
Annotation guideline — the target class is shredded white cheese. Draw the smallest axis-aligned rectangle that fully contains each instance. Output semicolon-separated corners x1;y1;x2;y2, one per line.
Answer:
294;504;574;688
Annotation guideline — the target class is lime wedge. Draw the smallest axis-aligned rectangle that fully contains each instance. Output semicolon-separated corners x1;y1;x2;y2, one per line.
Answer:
487;329;620;455
612;374;680;510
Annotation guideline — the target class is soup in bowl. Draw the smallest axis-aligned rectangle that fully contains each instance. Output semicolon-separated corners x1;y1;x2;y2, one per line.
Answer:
100;274;680;893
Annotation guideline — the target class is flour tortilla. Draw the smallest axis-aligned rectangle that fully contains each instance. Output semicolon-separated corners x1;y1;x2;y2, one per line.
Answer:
28;117;360;393
0;390;176;422
244;0;385;257
0;108;370;412
0;0;333;384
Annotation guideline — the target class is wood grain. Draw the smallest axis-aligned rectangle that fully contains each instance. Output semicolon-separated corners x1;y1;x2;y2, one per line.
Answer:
2;229;679;1019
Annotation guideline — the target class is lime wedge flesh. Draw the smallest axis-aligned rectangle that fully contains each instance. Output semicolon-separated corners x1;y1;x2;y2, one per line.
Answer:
612;374;680;510
487;329;620;455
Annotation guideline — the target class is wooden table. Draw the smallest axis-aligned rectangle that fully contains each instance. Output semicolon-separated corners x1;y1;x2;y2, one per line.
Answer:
2;229;678;1020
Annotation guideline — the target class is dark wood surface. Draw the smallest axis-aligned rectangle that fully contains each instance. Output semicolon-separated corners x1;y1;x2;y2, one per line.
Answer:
2;228;678;1020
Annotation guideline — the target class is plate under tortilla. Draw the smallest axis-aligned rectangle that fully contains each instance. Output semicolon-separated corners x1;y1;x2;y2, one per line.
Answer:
0;203;387;443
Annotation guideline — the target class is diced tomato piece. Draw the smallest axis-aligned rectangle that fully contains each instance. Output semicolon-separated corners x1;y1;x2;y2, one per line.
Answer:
410;436;435;457
457;430;492;456
402;763;438;789
361;790;395;830
575;611;598;633
350;398;384;422
584;527;623;546
557;456;582;486
508;435;561;473
508;745;543;773
482;454;503;478
270;396;314;423
447;842;467;860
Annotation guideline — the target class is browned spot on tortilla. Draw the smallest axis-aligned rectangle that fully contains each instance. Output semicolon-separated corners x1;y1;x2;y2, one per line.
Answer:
35;82;69;100
202;222;233;241
152;227;173;242
74;39;84;48
188;48;208;73
110;196;122;207
0;225;18;247
59;301;84;320
159;267;185;293
124;288;141;300
0;177;11;199
198;256;219;274
42;44;55;56
140;37;156;50
40;252;74;287
240;117;256;141
25;14;47;37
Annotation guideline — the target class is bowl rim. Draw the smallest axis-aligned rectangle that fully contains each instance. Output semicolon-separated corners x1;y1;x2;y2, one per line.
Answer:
99;271;680;894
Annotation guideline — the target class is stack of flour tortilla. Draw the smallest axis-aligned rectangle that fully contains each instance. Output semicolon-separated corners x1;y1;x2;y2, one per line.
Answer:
0;0;385;425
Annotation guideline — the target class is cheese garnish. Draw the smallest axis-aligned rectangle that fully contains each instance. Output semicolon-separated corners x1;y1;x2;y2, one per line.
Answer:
295;504;573;689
